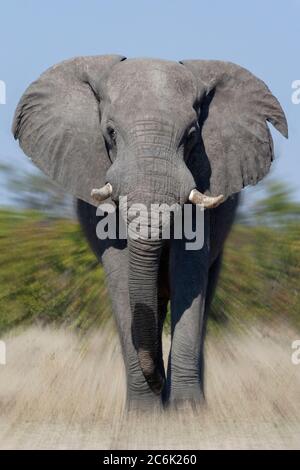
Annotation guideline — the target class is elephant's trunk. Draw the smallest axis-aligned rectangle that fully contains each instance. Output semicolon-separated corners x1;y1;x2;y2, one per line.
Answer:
128;234;165;394
110;134;196;394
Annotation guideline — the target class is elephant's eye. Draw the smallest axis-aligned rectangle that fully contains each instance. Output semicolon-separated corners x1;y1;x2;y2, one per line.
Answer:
185;125;199;151
183;125;199;163
187;127;195;142
179;124;198;148
107;126;117;145
104;126;117;163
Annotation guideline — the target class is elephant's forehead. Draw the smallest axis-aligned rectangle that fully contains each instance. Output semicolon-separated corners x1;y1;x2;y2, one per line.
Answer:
106;59;197;107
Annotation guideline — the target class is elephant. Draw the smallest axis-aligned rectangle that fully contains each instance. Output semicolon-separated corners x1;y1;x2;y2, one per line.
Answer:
12;55;287;411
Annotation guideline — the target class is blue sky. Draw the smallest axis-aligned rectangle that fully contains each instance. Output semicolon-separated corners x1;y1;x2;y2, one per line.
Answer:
0;0;299;204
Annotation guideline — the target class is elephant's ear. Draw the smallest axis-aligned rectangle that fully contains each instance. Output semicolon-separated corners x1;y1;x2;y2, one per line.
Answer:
12;55;125;206
180;60;288;199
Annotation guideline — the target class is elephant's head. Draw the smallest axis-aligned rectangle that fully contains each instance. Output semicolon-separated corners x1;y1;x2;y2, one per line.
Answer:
12;55;287;393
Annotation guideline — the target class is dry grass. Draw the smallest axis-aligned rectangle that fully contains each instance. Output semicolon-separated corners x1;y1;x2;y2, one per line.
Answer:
0;322;299;449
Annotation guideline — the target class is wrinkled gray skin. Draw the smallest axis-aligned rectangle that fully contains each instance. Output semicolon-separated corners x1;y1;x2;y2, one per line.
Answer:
13;56;288;411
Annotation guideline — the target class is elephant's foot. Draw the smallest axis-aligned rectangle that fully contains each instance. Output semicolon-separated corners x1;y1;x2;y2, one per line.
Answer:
126;372;164;412
167;384;205;411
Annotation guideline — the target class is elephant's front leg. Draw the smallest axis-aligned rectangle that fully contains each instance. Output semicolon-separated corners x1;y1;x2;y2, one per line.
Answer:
102;246;164;411
167;218;209;407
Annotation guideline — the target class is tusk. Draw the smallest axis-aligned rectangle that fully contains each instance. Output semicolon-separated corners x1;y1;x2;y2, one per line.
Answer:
91;183;113;203
188;189;224;209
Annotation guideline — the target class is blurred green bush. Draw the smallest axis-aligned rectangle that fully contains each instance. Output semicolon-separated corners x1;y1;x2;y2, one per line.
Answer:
0;209;111;333
0;166;299;334
0;205;299;335
211;221;300;332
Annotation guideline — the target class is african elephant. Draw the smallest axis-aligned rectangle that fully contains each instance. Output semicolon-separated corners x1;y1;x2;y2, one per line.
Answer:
13;55;287;411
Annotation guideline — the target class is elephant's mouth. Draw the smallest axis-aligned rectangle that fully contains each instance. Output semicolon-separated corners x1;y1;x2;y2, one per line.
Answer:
91;184;225;210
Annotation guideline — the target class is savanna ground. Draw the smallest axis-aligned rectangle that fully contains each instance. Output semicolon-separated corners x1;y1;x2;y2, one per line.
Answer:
0;322;299;449
0;181;299;449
